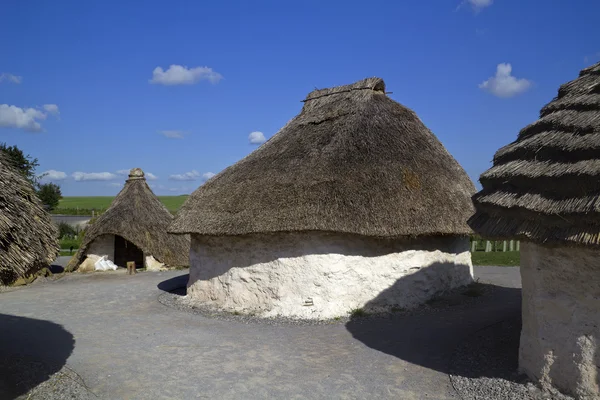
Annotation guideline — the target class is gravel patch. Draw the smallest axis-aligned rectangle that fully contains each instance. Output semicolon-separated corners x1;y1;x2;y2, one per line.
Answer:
18;365;96;400
0;354;94;400
450;316;574;400
157;280;501;326
157;288;344;326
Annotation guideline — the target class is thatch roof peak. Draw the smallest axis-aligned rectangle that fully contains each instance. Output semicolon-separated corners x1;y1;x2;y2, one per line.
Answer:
128;168;145;180
304;77;386;102
0;152;59;284
170;77;475;238
469;62;600;247
67;172;189;271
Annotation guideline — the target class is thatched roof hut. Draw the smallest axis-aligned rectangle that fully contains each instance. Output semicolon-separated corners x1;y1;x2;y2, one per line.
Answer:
67;168;189;272
170;77;475;237
0;152;59;285
468;61;600;398
170;78;475;319
469;61;600;245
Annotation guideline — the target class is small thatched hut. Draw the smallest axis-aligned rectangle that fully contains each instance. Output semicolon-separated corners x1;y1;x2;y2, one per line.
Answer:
469;61;600;398
67;168;189;272
0;152;59;285
169;77;475;319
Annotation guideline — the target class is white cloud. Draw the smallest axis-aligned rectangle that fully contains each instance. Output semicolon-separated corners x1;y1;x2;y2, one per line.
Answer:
249;131;266;145
0;104;47;132
116;169;158;180
152;184;193;194
169;170;201;181
458;0;493;12
72;172;117;181
0;73;22;84
169;170;215;181
43;104;60;115
108;182;123;187
479;63;532;98
39;170;67;182
159;130;186;139
149;65;223;86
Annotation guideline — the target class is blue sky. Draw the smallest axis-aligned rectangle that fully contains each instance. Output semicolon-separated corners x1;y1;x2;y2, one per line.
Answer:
1;0;598;196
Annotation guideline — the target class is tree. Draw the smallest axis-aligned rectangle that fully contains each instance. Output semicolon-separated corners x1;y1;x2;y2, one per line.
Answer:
57;222;77;239
37;183;62;210
1;143;63;210
0;142;40;186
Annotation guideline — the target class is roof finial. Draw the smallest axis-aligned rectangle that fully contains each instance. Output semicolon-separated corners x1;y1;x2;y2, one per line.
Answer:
128;168;145;180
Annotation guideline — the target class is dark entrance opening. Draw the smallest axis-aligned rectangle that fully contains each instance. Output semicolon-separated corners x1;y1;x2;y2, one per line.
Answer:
114;236;144;269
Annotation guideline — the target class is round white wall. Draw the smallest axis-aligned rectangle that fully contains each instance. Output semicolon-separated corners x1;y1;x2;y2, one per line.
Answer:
519;242;600;398
188;232;473;319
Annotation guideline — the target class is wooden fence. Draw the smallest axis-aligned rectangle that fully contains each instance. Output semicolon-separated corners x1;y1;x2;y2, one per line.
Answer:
471;240;520;252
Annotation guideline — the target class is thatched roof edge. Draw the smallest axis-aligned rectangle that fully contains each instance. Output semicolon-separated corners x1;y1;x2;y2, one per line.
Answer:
0;152;59;284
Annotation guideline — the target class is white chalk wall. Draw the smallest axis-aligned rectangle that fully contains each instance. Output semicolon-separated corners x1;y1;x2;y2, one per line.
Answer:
188;232;473;319
519;242;600;399
145;255;166;271
87;234;115;262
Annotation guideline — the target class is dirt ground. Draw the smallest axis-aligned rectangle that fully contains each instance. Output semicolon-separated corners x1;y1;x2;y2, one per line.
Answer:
0;264;522;399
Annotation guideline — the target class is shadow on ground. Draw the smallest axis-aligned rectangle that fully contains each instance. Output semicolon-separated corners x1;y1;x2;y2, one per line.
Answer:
157;273;189;296
48;264;65;274
346;279;522;379
0;313;74;399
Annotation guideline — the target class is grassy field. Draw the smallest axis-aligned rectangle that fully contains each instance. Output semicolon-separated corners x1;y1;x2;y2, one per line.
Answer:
471;251;520;267
55;195;188;214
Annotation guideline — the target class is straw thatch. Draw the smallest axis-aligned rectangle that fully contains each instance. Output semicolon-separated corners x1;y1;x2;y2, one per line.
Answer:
0;152;59;285
67;168;189;271
469;61;600;246
169;77;476;237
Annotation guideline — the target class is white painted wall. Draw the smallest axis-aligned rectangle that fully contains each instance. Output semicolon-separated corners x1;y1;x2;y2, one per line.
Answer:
87;234;115;262
187;232;473;319
520;242;600;399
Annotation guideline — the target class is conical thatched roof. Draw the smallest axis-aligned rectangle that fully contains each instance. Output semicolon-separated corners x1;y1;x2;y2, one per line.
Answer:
0;152;59;285
170;77;476;238
67;168;189;271
469;62;600;246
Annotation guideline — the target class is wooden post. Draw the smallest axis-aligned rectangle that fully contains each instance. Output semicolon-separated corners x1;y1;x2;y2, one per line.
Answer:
127;261;136;275
516;241;520;251
471;240;477;252
503;241;507;252
485;241;492;252
509;240;514;251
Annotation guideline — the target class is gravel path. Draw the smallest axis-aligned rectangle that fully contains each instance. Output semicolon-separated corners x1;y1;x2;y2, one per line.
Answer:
449;316;573;400
0;265;570;399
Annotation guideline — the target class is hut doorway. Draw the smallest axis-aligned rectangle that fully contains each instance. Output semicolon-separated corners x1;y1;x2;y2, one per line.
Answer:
114;236;144;269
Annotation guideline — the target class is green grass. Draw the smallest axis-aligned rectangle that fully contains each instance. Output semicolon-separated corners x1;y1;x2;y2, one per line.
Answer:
350;308;368;318
471;251;520;267
59;238;81;249
54;195;189;215
57;196;115;210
